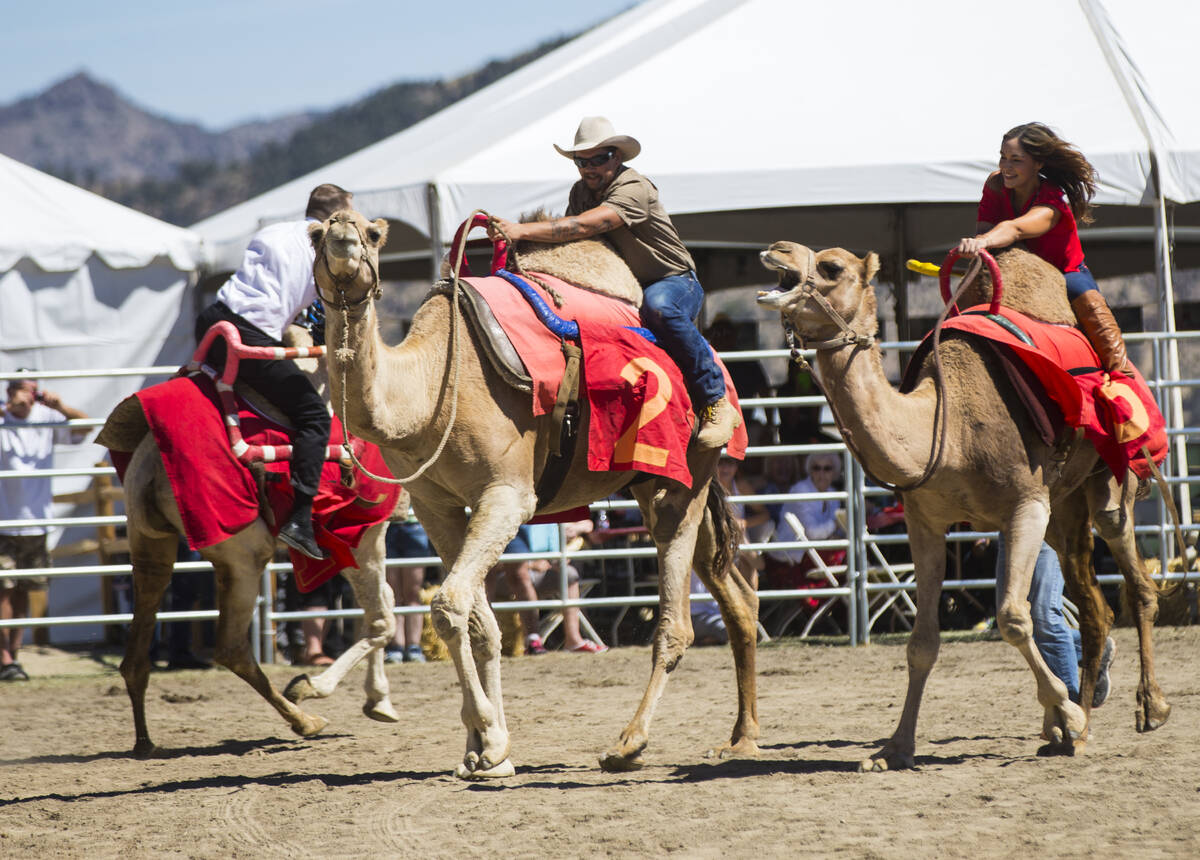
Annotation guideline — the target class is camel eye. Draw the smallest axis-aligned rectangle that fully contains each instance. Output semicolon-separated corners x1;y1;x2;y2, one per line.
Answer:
367;226;382;243
817;260;842;279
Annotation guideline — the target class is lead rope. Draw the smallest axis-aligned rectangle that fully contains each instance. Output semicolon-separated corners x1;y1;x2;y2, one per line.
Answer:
327;211;474;486
801;254;982;494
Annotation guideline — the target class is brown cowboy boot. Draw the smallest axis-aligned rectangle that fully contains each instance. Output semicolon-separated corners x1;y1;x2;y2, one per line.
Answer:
1071;291;1130;374
696;395;740;448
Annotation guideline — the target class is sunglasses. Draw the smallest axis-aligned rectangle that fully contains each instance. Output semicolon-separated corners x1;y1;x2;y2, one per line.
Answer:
810;465;835;472
573;150;617;169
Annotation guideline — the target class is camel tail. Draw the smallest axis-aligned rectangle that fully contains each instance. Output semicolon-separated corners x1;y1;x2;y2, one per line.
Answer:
706;478;740;581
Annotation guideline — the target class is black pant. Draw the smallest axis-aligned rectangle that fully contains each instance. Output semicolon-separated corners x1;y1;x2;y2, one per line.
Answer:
195;302;331;498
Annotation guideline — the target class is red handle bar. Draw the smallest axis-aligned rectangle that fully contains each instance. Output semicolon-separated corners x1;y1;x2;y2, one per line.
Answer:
447;213;509;277
938;248;1003;317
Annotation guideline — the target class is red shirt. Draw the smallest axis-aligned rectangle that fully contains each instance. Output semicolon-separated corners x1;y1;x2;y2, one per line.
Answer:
977;178;1085;273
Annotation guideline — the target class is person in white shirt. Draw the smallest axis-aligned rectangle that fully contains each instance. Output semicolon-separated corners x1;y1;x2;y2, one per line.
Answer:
0;371;89;681
194;183;353;560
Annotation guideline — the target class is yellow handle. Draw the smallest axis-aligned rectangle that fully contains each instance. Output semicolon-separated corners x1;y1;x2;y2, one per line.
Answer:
906;259;942;278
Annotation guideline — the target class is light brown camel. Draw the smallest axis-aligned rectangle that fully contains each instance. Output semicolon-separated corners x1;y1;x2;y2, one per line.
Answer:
97;326;401;757
756;242;1171;770
310;209;761;779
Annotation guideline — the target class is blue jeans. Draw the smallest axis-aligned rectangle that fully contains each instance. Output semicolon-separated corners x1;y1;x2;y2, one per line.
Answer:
995;538;1082;701
640;271;726;405
1063;265;1099;300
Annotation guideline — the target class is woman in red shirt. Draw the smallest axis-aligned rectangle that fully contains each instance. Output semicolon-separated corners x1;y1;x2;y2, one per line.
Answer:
957;122;1128;373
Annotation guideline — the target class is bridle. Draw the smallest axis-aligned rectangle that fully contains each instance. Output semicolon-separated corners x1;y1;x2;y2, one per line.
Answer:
313;212;382;312
779;247;982;494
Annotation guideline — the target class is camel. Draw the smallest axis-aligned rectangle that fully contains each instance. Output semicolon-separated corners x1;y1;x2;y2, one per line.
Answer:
756;242;1170;770
309;209;761;779
97;325;401;757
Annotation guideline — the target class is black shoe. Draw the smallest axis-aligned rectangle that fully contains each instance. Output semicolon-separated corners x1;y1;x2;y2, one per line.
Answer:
279;518;329;560
1092;636;1117;708
0;662;29;681
167;652;213;671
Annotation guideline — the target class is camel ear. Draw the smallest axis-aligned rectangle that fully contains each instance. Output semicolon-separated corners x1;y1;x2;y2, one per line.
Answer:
366;218;389;248
308;221;326;250
862;252;880;285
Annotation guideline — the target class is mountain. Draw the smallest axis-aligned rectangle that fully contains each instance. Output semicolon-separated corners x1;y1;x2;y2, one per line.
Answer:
0;72;318;184
0;35;569;226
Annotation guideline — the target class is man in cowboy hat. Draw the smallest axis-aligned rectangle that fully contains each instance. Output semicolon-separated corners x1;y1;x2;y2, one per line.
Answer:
488;116;739;448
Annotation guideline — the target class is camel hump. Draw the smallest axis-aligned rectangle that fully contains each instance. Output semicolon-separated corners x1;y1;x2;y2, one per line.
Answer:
514;238;643;308
959;247;1075;326
97;394;150;453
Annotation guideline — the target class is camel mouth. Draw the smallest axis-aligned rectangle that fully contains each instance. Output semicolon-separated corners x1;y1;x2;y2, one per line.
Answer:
757;250;800;306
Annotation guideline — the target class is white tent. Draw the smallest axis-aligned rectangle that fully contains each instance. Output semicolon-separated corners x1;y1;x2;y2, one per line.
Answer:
1;153;205;639
193;0;1198;277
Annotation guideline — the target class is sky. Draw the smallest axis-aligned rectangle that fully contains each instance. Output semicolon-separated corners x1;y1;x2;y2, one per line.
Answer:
1;0;643;128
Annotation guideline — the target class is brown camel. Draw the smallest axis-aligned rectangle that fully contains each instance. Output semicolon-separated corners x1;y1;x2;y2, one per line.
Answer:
757;242;1170;770
97;326;401;757
309;209;761;779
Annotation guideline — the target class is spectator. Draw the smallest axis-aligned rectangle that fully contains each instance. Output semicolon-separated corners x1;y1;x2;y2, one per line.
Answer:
763;451;846;601
715;453;768;584
384;512;435;664
689;571;727;646
755;453;802;541
0;370;89;681
493;522;606;655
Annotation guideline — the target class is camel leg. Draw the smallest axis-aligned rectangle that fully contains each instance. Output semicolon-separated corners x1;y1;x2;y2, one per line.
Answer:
426;491;526;780
284;525;400;723
690;489;760;759
119;531;178;758
208;555;330;739
1086;473;1170;731
993;503;1086;756
600;478;710;772
862;517;947;772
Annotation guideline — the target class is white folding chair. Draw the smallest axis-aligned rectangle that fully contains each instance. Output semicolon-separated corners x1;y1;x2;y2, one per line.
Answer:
766;513;850;638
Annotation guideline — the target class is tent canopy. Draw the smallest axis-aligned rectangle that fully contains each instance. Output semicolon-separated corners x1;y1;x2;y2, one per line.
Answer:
193;0;1198;273
0;153;203;272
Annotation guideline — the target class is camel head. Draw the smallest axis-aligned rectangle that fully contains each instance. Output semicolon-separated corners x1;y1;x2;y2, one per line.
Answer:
757;242;880;342
309;209;389;306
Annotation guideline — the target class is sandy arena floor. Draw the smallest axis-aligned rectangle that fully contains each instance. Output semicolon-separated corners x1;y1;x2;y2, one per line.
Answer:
2;627;1199;858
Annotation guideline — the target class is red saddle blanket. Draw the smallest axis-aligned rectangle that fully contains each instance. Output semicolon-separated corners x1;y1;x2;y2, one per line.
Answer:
910;306;1166;482
108;374;401;592
462;272;747;488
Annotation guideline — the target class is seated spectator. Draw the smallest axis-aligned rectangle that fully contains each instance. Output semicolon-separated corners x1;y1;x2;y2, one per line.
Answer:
384;511;436;664
715;453;768;585
756;453;802;540
491;521;606;655
763;451;846;601
689;571;727;646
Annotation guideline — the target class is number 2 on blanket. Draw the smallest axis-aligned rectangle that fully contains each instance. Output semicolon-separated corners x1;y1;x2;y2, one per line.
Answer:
614;357;671;468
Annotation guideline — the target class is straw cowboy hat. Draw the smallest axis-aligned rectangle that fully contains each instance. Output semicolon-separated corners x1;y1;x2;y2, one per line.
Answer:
554;116;641;161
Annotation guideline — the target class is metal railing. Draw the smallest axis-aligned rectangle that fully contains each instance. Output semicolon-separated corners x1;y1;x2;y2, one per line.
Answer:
2;329;1196;658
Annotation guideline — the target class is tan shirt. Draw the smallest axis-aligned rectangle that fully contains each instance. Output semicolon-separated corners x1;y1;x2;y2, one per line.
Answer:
566;167;695;286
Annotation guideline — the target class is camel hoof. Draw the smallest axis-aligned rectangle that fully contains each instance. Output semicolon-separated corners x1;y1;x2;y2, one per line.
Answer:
1036;739;1076;757
858;757;888;773
708;738;760;760
1136;702;1171;733
363;699;400;723
598;750;646;773
132;741;159;760
283;674;316;704
292;713;330;738
454;753;515;780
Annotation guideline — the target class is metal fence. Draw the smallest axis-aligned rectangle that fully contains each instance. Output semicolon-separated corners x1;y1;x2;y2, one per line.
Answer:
2;330;1196;660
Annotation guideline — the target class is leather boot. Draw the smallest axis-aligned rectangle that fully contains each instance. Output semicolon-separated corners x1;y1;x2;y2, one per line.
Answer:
696;395;741;448
278;494;328;560
1071;290;1130;374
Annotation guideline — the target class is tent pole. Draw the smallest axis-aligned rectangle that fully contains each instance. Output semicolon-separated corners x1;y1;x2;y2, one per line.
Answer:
427;182;444;282
893;205;910;343
1154;189;1191;527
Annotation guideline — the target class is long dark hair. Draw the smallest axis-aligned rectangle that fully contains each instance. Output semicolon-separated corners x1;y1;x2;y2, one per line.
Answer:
1004;122;1098;224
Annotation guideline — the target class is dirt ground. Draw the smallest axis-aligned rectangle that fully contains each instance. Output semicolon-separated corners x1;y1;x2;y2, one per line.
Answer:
2;626;1199;859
